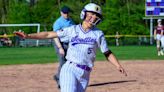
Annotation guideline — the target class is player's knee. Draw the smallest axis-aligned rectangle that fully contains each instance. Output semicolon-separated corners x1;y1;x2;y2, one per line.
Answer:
157;44;160;48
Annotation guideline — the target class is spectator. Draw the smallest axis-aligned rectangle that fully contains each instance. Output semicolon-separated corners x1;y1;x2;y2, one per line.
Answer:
1;33;12;47
154;19;164;56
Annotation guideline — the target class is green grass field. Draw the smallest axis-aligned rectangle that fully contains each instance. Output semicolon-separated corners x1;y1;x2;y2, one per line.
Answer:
0;46;163;65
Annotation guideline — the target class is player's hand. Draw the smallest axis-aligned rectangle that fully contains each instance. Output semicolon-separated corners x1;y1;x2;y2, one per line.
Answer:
117;66;127;76
14;32;27;39
59;47;65;56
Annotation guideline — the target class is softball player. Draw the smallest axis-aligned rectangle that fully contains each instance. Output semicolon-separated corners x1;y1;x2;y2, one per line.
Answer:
154;19;164;56
15;3;127;92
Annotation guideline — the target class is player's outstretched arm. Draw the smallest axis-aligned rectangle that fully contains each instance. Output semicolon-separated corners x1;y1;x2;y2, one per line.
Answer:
105;51;127;76
14;31;58;39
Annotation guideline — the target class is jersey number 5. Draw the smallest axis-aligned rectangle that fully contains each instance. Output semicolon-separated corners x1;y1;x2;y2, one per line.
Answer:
87;48;93;54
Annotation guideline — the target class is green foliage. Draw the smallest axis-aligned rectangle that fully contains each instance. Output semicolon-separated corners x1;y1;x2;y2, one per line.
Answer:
96;0;148;35
3;1;29;33
31;0;59;31
2;0;149;35
7;1;30;24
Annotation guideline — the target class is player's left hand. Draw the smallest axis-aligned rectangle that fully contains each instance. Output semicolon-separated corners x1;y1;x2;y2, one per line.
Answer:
117;66;127;76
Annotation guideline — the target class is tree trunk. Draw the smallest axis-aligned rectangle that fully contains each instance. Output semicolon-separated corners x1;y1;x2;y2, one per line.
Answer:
126;0;130;16
30;0;35;6
58;0;61;10
1;0;9;23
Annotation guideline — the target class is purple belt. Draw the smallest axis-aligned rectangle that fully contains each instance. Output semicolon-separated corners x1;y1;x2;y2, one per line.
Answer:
69;62;91;71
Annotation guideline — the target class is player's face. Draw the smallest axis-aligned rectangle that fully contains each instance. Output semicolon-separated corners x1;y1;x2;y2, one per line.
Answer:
158;21;161;24
84;12;101;26
61;12;69;19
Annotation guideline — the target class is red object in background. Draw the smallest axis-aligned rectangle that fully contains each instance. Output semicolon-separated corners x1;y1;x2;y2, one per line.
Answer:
147;2;151;6
14;32;26;38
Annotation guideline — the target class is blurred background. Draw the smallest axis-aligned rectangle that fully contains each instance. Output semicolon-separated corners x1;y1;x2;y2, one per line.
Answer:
0;0;153;47
0;0;164;65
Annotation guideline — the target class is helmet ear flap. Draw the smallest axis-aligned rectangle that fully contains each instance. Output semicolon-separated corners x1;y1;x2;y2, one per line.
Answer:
80;9;86;20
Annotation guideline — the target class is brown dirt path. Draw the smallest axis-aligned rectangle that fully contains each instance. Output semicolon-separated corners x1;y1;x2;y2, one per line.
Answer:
0;60;164;92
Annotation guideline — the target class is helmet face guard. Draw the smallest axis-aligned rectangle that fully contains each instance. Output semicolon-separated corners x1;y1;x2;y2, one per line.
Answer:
85;11;101;26
80;3;102;25
89;16;101;26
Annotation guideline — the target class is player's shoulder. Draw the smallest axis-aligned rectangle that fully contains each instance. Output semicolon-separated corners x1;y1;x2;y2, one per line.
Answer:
54;16;64;23
62;25;77;33
92;27;104;35
63;24;77;30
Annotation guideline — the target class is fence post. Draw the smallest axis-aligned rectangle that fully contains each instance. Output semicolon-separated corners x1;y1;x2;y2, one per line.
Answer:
150;17;153;45
115;31;119;46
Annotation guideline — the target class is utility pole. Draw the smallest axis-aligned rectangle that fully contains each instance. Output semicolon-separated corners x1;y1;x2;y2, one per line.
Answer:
150;17;153;45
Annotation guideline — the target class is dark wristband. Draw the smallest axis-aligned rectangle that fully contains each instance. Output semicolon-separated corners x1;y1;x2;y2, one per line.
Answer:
104;50;112;58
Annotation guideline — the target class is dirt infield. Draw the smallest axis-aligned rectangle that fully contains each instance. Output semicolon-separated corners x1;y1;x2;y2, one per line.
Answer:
0;60;164;92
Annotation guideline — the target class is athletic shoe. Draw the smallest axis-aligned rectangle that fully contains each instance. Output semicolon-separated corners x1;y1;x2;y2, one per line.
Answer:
54;75;60;89
160;50;164;56
158;51;161;56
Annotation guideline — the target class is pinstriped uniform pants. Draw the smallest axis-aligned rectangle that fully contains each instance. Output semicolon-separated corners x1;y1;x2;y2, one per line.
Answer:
60;61;90;92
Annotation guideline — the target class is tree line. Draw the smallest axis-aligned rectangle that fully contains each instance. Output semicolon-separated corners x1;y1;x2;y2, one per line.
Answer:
0;0;149;35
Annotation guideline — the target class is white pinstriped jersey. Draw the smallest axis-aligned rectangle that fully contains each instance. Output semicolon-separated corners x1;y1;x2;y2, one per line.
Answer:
57;24;109;67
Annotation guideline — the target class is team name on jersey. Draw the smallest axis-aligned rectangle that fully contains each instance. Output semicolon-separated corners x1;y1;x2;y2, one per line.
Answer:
71;35;96;46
